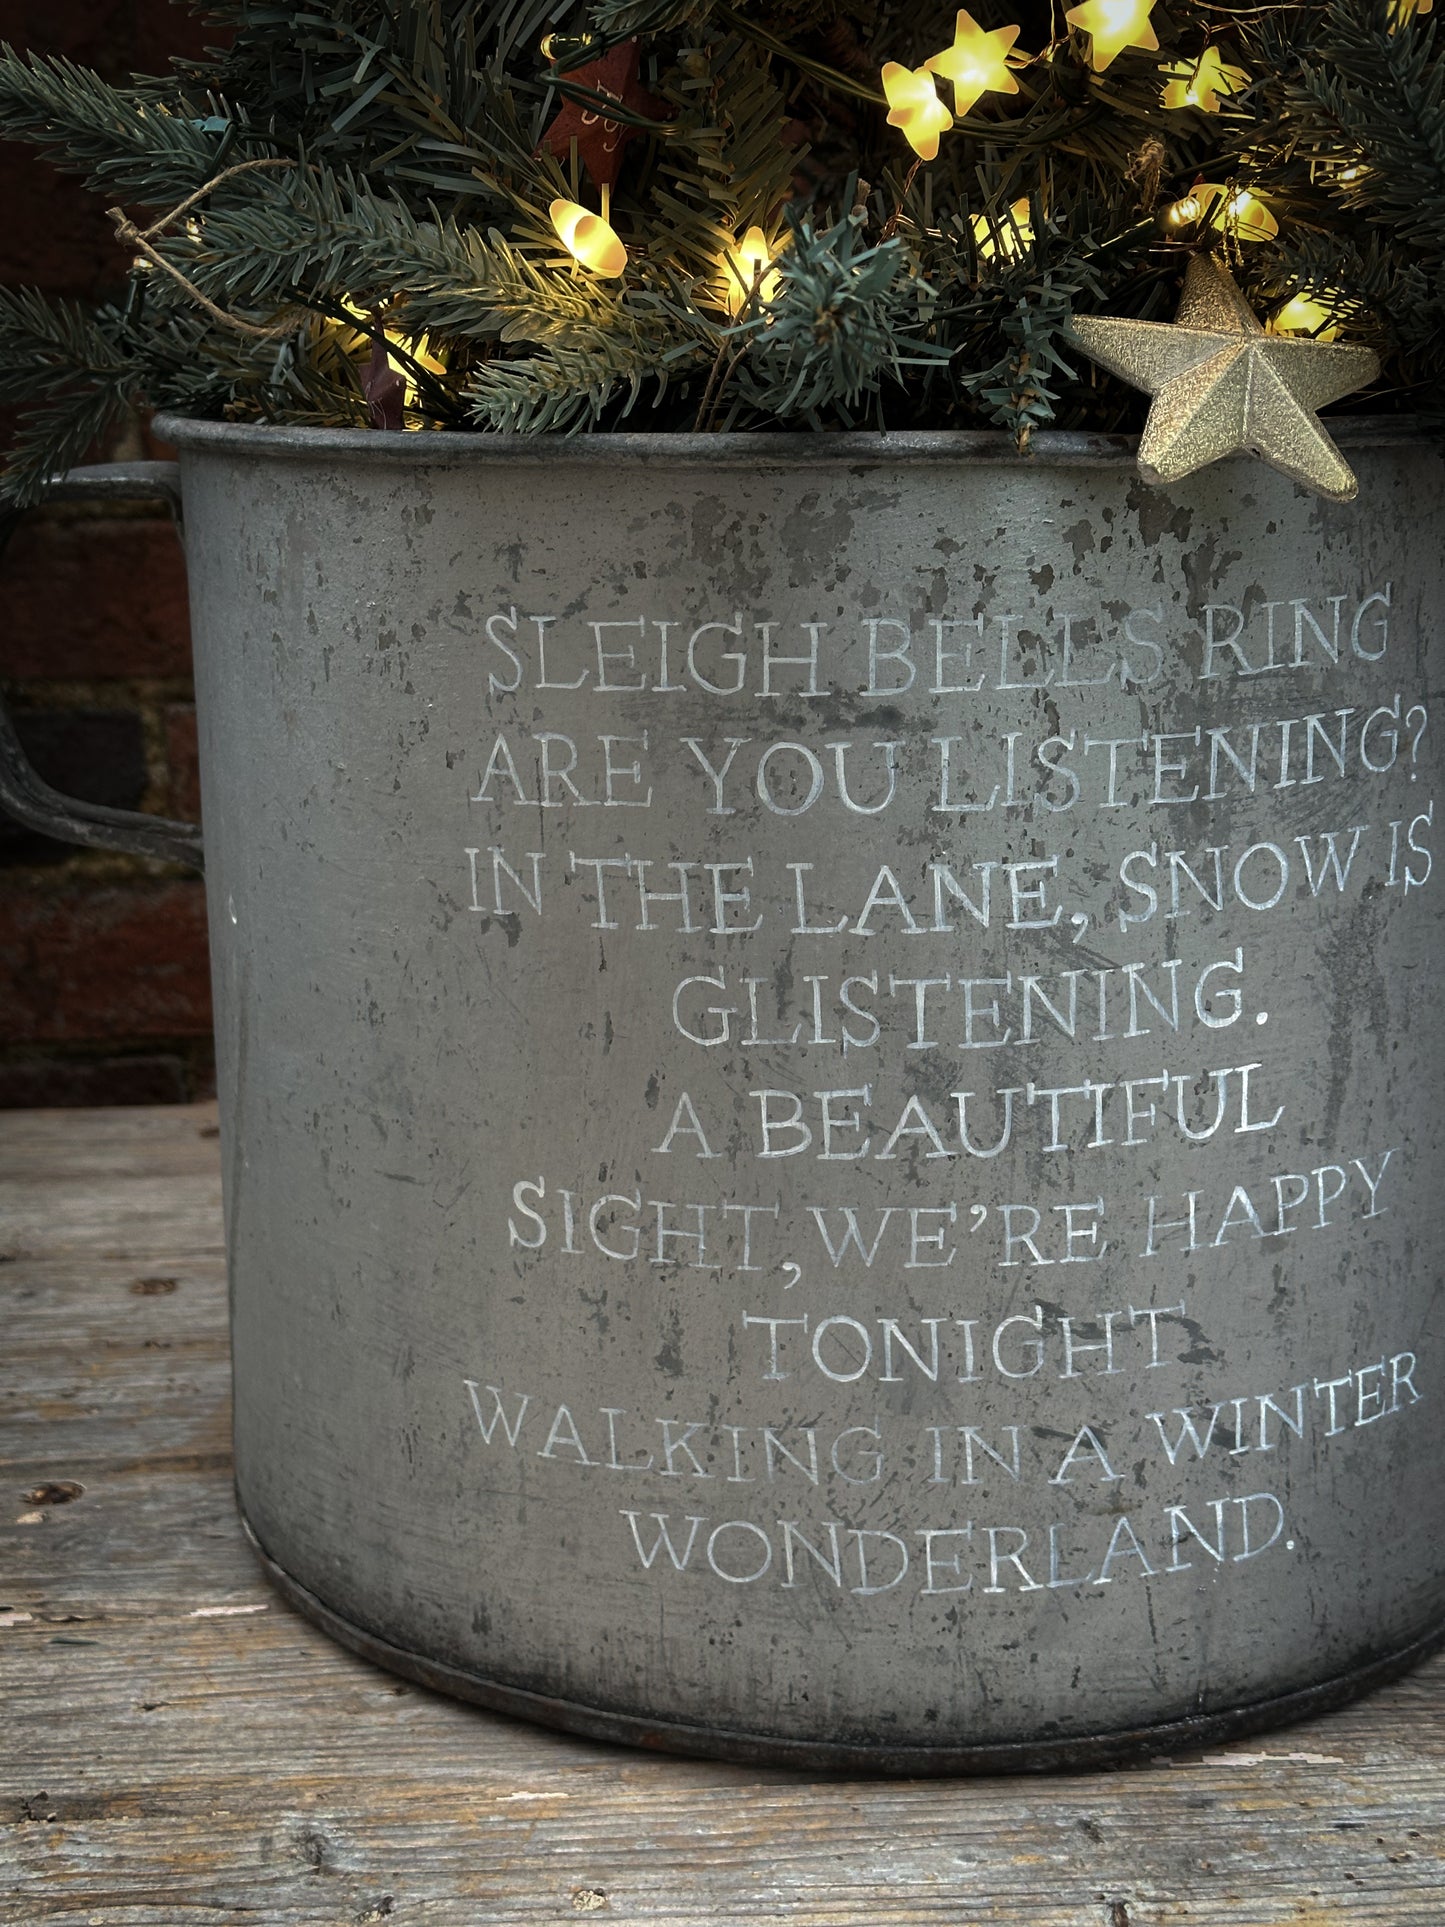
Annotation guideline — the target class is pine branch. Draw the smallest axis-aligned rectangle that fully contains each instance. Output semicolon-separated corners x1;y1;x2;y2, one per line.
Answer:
645;32;803;297
0;289;149;503
185;163;706;370
0;48;239;199
0;286;136;402
1246;0;1445;254
1268;227;1445;386
469;334;709;430
728;206;948;426
0;0;1438;481
589;0;718;34
167;5;547;204
965;283;1083;446
2;385;133;505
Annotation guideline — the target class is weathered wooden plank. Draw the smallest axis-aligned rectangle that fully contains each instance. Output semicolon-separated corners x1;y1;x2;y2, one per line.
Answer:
0;1102;225;1264
5;1804;1438;1927
5;1591;1443;1916
4;1705;1442;1927
8;1447;1445;1761
0;1255;229;1347
2;1102;1444;1927
0;1345;231;1472
5;1484;1442;1926
0;1248;227;1325
0;1172;225;1262
2;1459;242;1618
44;1458;1445;1772
10;1600;1444;1787
0;1102;221;1183
0;1253;230;1473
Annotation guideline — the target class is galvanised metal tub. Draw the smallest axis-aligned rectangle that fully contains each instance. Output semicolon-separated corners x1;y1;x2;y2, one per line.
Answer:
8;418;1443;1770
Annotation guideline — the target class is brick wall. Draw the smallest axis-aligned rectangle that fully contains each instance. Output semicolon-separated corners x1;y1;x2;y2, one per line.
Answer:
0;1;218;1106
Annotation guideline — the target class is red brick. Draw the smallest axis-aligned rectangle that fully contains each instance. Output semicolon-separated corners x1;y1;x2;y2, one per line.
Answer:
4;0;218;85
0;880;212;1045
0;7;228;477
0;2;223;1097
2;513;191;680
0;148;126;298
0;706;149;865
133;0;218;72
7;0;148;68
0;1052;189;1108
0;0;204;302
165;703;202;824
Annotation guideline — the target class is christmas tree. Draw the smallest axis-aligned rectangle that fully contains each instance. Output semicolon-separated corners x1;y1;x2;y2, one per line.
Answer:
0;0;1439;502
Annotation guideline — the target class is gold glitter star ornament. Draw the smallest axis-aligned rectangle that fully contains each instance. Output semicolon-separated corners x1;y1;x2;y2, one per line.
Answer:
1069;253;1379;500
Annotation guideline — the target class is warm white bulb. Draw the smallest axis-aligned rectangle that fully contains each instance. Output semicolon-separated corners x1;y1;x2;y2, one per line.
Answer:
1194;183;1278;242
971;196;1034;260
382;328;447;415
1268;294;1341;341
549;198;628;277
723;226;783;314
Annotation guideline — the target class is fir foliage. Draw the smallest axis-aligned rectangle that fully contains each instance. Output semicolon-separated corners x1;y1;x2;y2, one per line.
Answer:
1241;0;1445;395
723;206;946;427
0;0;1439;496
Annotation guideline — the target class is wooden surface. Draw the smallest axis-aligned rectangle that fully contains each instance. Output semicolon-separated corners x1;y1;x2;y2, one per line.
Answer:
2;1103;1442;1926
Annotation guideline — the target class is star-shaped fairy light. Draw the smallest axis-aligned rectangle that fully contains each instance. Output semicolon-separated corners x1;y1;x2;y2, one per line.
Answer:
881;62;953;160
1161;45;1248;111
1064;0;1159;72
925;10;1021;116
539;37;666;190
1069;253;1380;500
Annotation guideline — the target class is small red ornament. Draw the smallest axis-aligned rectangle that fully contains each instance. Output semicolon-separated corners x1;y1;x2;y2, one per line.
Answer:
539;38;667;191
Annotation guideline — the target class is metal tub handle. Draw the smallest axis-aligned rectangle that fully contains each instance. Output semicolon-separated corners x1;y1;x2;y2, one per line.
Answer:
0;462;204;871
